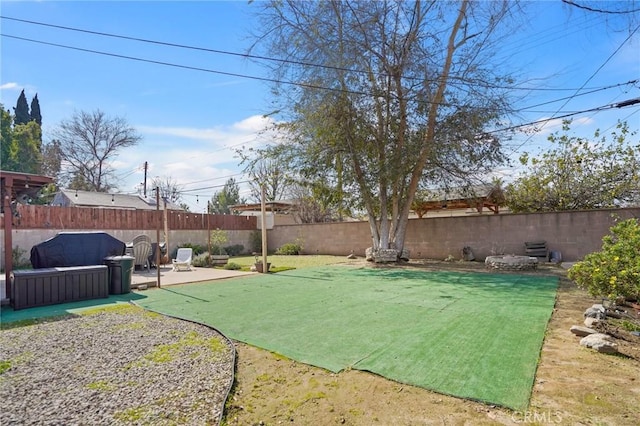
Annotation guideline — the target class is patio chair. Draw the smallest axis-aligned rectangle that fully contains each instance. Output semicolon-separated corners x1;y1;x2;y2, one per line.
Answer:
132;234;152;271
172;248;193;271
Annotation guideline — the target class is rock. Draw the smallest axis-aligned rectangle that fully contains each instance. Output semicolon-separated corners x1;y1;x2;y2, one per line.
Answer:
579;333;618;354
365;247;374;262
570;325;598;337
462;246;475;261
584;305;606;319
399;248;410;261
584;317;600;327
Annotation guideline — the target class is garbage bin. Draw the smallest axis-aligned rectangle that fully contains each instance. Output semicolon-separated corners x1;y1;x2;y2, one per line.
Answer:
104;255;135;294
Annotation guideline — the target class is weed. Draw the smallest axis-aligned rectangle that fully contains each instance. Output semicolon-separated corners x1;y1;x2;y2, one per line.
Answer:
86;380;115;391
0;360;11;374
114;406;145;422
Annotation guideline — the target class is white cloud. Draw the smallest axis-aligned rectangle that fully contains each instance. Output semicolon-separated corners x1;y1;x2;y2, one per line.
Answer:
137;115;275;145
0;82;20;91
116;115;280;209
520;116;593;136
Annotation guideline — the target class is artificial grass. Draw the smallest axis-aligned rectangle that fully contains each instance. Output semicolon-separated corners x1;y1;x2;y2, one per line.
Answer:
132;265;558;410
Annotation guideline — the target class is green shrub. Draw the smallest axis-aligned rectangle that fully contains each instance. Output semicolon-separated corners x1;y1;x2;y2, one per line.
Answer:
173;243;206;258
275;242;302;255
210;245;227;256
192;253;212;267
223;262;242;270
568;218;640;300
12;246;31;269
209;229;228;255
224;244;245;256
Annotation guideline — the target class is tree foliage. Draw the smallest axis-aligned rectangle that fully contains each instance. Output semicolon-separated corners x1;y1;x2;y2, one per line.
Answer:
250;0;516;255
30;94;42;126
1;102;43;174
1;106;14;169
209;178;245;214
13;90;30;125
40;140;62;181
506;121;640;212
11;121;42;174
568;218;640;300
53;109;141;192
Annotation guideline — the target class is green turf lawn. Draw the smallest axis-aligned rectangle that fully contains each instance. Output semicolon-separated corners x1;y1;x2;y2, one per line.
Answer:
133;265;558;410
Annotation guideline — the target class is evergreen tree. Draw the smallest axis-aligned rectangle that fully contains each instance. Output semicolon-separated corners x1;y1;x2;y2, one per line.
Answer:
11;122;42;174
1;106;15;170
30;94;42;126
13;90;30;125
209;178;245;214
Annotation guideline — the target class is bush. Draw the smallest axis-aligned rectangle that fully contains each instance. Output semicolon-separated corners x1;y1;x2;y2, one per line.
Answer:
174;243;206;257
568;218;640;300
275;242;302;255
224;244;245;256
210;245;227;256
192;253;212;267
223;262;242;270
12;246;31;269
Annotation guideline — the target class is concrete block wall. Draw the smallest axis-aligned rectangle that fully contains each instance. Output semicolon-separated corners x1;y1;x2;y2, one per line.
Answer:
268;208;639;262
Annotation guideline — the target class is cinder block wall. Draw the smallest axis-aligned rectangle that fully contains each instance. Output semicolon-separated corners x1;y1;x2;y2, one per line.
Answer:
267;208;639;262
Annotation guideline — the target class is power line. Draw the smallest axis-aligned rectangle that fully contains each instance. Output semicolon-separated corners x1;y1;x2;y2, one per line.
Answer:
491;98;640;134
1;33;374;98
516;80;638;111
0;14;628;94
507;25;640;153
561;0;640;15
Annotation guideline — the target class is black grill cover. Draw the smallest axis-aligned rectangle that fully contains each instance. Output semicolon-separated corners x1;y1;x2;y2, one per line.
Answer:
30;232;126;268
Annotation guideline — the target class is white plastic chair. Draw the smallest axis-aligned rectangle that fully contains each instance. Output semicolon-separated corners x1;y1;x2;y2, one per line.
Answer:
172;248;193;271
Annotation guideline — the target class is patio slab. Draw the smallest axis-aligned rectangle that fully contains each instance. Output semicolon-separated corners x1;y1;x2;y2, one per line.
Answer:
131;265;254;288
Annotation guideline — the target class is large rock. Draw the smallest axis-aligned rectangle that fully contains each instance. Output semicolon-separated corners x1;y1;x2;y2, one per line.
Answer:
584;304;606;319
365;247;399;263
584;317;600;327
579;333;618;354
570;325;598;337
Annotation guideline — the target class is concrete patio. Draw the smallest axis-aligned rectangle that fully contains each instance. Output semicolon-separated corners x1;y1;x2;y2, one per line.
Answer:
130;264;254;289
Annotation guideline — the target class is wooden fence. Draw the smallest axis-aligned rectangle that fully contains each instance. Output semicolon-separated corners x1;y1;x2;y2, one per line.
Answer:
2;205;257;231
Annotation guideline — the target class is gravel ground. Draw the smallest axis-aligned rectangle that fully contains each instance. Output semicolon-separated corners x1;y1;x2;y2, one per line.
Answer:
0;304;235;425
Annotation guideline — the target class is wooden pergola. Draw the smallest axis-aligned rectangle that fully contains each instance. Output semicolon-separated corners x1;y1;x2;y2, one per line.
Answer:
411;185;505;218
1;171;54;299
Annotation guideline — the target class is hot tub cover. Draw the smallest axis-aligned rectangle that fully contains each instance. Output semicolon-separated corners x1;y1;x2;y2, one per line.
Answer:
30;232;126;268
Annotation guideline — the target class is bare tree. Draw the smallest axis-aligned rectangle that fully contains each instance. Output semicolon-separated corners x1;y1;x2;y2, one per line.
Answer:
246;157;292;202
150;175;184;205
54;109;141;192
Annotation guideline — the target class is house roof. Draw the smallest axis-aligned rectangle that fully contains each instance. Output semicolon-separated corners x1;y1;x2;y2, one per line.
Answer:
52;189;184;211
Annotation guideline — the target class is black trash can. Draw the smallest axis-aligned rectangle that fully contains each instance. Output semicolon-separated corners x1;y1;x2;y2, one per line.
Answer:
104;255;135;294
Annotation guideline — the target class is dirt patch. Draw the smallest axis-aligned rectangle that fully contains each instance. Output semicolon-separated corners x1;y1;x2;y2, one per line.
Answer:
222;261;640;425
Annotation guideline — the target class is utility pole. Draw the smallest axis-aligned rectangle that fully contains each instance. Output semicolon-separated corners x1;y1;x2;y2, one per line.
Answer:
143;161;148;197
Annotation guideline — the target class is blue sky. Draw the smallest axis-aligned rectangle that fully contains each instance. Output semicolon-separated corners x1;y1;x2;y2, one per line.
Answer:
1;1;639;212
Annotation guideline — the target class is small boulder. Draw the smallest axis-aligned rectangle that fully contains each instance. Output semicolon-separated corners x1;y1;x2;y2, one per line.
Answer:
579;333;618;354
584;317;600;327
584;305;606;319
570;325;598;337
